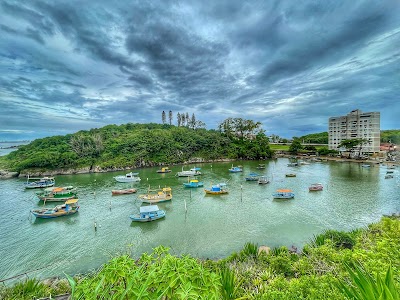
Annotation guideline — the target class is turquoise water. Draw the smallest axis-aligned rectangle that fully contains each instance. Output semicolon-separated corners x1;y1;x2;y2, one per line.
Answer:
0;159;399;282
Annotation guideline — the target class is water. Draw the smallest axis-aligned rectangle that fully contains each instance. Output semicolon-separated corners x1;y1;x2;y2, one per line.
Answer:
0;141;29;156
0;159;399;282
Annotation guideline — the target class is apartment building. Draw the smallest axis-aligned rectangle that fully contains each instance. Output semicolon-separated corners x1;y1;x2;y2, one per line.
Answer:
328;109;380;153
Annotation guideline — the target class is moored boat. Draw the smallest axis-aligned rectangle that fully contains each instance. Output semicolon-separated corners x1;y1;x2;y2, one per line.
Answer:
112;188;137;195
36;186;77;202
183;179;204;188
361;164;371;168
256;164;266;169
130;205;166;222
309;183;323;191
385;174;394;179
245;173;259;181
272;189;295;199
287;162;298;167
139;187;172;203
25;176;55;189
229;165;242;173
204;183;228;195
31;199;79;218
176;167;201;177
258;176;270;184
286;173;296;177
113;172;141;183
156;167;172;173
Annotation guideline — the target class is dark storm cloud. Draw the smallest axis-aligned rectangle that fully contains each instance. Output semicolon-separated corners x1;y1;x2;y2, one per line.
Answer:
0;0;399;140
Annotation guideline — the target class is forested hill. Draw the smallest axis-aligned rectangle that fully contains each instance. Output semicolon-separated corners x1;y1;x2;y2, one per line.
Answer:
0;122;272;173
299;130;400;144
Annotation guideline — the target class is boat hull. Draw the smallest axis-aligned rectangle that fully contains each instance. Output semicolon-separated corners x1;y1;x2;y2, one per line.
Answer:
130;211;166;222
272;193;295;199
31;209;79;219
204;190;228;195
112;189;137;195
37;194;77;201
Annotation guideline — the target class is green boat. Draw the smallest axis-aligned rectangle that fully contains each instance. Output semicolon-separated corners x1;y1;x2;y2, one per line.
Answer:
36;186;77;202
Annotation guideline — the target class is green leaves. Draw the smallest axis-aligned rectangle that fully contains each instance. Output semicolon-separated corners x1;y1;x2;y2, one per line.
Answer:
338;263;399;300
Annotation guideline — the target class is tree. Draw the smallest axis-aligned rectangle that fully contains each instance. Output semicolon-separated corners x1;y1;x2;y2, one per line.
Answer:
181;113;186;127
218;118;262;140
161;111;166;124
289;139;303;154
177;113;181;127
338;139;367;158
191;113;196;129
168;111;173;125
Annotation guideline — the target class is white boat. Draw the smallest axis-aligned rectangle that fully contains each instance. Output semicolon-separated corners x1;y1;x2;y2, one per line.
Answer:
176;167;201;177
258;176;270;184
25;176;55;189
130;205;166;222
113;172;141;183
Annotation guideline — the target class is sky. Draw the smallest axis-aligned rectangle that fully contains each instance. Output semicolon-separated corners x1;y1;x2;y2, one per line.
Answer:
0;0;399;141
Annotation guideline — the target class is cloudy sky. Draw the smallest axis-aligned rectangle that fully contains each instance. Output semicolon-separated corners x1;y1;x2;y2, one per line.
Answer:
0;0;399;140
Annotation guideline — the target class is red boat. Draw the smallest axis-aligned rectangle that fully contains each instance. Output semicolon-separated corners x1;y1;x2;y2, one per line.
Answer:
111;188;137;196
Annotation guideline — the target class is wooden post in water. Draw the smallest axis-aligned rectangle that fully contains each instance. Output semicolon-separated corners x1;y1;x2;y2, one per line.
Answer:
240;184;243;202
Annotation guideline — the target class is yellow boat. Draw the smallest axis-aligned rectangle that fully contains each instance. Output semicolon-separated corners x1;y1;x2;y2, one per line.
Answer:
139;187;172;203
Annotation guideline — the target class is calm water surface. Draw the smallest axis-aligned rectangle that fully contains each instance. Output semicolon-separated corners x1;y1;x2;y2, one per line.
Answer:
0;159;399;281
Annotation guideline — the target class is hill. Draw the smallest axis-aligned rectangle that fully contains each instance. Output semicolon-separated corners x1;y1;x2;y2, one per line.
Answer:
0;123;272;173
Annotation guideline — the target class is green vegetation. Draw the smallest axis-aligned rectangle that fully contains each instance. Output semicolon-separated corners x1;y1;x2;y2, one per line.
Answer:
299;132;329;144
1;217;399;299
0;121;273;173
381;130;400;145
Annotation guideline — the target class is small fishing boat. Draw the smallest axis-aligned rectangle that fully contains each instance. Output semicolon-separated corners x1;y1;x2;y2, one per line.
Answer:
229;165;242;173
256;164;266;169
183;179;204;188
156;167;172;173
112;188;137;195
272;189;295;199
139;187;172;203
25;176;55;189
286;173;296;177
130;205;166;222
385;174;394;179
309;183;323;191
113;172;141;183
386;170;394;174
31;199;79;218
36;186;77;202
361;164;371;168
258;176;270;184
245;173;259;181
176;167;202;177
204;183;228;195
287;163;298;167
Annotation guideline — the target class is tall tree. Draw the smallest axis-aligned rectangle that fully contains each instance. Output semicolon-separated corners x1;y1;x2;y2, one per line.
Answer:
338;139;366;158
177;112;181;127
161;111;166;124
191;113;196;129
185;112;190;126
181;113;186;127
168;111;173;125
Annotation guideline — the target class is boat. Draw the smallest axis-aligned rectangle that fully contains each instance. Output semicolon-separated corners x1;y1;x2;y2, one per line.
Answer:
245;173;259;181
309;183;323;191
361;164;371;168
256;164;266;169
112;188;137;195
156;167;172;173
183;179;204;188
385;174;394;179
36;186;77;202
130;205;166;222
286;173;296;177
272;189;295;199
25;176;55;189
139;187;172;203
287;163;298;167
258;176;270;184
31;199;79;219
204;183;228;195
229;165;242;173
176;167;202;177
386;170;394;174
113;172;141;183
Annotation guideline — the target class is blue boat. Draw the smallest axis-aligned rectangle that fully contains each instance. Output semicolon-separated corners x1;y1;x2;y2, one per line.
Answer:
272;189;295;199
204;183;228;195
183;179;204;188
25;176;55;189
130;205;166;222
245;173;259;181
229;165;242;173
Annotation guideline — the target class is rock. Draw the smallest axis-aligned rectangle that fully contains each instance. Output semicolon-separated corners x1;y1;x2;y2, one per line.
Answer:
0;170;19;179
258;246;270;256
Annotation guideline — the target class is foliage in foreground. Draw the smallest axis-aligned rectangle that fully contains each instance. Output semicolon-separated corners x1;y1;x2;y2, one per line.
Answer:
1;217;399;299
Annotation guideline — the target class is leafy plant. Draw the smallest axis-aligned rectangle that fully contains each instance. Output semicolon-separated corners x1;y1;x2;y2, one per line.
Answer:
338;263;399;300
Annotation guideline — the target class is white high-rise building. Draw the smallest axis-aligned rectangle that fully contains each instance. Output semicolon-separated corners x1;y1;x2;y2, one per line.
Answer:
328;109;380;153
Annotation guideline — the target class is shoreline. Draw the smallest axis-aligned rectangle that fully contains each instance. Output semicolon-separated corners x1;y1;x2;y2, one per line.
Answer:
1;155;398;179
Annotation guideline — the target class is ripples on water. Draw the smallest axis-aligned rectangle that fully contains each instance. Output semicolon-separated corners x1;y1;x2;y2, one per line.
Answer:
0;159;398;281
